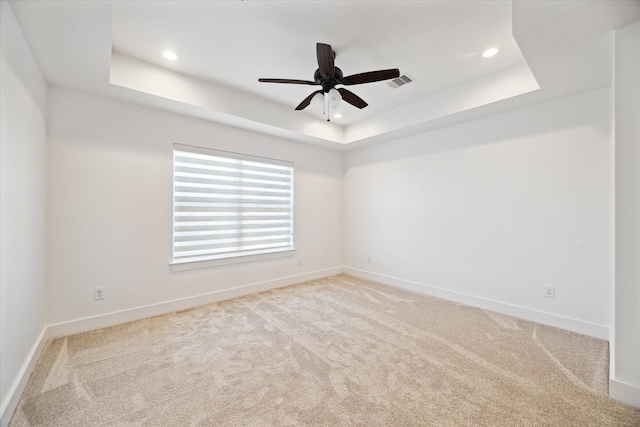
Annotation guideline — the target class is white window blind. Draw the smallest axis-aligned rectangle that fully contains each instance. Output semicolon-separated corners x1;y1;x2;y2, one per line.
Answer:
173;144;294;265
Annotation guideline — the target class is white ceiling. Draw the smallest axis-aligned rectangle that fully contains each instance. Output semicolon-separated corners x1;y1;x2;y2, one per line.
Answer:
111;0;525;124
7;0;639;149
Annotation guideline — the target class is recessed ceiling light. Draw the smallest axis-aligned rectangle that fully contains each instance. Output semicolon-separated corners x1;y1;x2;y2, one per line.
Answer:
482;48;499;58
333;113;343;119
163;51;178;61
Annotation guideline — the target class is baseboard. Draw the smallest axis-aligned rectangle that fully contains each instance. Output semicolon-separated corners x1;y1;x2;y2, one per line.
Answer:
610;378;640;408
46;267;343;339
343;267;609;340
0;327;48;427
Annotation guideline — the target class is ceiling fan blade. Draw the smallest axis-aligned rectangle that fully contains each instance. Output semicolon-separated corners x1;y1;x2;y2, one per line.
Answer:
341;69;400;85
259;78;318;85
316;43;335;78
337;88;368;109
295;90;323;110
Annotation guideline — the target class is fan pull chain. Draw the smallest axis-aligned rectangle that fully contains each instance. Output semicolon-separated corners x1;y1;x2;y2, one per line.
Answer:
325;92;330;122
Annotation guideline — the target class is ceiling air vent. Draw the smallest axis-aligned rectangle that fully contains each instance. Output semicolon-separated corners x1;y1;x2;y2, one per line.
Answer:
388;74;413;89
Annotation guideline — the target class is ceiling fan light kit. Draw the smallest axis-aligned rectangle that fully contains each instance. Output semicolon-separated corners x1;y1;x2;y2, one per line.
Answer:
259;43;400;121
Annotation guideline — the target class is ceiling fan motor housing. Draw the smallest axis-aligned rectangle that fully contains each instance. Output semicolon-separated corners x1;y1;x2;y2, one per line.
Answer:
314;67;343;92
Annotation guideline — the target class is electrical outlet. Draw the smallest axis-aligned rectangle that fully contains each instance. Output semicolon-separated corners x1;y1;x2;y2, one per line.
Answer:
298;258;303;267
544;286;555;298
94;287;105;301
367;256;372;264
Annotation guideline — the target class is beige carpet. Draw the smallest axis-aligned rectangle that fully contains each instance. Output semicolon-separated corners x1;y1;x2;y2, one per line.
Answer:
9;274;640;426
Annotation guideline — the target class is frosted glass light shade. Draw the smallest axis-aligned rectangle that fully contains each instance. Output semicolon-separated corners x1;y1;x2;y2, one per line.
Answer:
310;92;324;108
328;88;342;107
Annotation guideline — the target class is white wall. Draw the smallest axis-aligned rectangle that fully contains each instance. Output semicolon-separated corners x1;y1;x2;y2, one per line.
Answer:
46;87;342;328
0;0;48;422
343;88;613;338
611;21;640;407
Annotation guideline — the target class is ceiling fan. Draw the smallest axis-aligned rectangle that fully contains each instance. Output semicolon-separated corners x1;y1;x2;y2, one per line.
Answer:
259;43;400;117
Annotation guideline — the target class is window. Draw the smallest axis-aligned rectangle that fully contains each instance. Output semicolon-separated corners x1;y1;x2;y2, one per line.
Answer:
172;144;294;269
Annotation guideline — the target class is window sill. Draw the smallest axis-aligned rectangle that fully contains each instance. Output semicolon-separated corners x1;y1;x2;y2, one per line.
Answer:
170;248;295;272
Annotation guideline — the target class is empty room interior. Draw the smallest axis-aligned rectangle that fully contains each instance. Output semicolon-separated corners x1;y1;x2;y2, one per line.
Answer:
1;0;639;425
